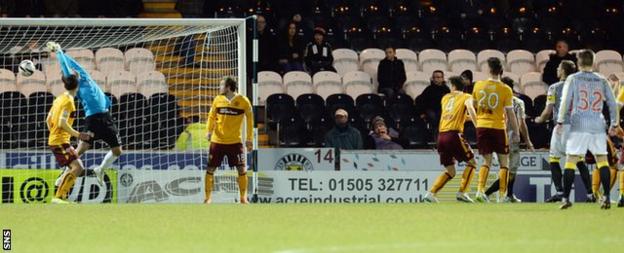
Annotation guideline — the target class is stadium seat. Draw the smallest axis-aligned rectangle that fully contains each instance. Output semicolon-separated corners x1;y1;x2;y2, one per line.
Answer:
448;49;477;73
66;48;96;70
332;49;359;76
89;70;109;92
503;72;521;91
355;93;384;123
278;116;307;147
137;71;168;98
385;93;414;129
399;116;430;148
533;94;547;118
419;49;447;73
17;71;47;97
313;71;343;100
95;48;125;73
296;93;325;127
307;117;332;147
359;48;385;87
520;72;547;100
595;50;624;76
325;93;355;117
118;93;147;149
0;68;16;87
473;71;489;82
403;71;429;99
343;71;374;100
125;48;156;74
477;49;506;72
107;70;137;99
283;71;313;101
258;71;283;105
26;92;54;147
0;91;27;148
507;49;535;75
40;59;60;76
266;93;296;145
535;49;555;72
395;48;418;73
45;69;63;87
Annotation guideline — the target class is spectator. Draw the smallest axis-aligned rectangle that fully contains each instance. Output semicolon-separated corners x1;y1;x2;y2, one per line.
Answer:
366;116;403;150
460;69;474;94
174;116;209;151
255;15;278;72
542;40;576;85
377;47;406;98
325;109;363;150
416;70;450;137
608;74;621;96
304;27;336;75
43;0;78;17
278;22;305;74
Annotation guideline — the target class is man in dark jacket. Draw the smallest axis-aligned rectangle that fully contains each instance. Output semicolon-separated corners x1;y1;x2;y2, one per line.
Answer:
325;109;362;150
377;47;406;98
416;70;450;138
366;116;403;150
542;40;576;85
304;27;336;75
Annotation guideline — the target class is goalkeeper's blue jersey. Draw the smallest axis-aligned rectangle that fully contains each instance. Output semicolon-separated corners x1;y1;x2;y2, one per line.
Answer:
57;50;111;117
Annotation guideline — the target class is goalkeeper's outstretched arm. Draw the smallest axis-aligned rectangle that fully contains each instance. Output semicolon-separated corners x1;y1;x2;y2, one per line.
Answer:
49;42;88;78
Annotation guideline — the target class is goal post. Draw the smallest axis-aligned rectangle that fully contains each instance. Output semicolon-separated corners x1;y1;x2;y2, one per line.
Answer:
0;18;256;204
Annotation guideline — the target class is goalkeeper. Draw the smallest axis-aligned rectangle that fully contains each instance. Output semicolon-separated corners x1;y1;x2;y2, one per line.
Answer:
48;42;122;186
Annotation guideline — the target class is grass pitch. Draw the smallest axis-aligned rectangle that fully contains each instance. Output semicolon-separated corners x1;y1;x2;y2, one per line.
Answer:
2;203;623;253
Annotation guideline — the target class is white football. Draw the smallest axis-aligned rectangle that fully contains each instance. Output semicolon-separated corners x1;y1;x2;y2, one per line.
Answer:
19;60;35;77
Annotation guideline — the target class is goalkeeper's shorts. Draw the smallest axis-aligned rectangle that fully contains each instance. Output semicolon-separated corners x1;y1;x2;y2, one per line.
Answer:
84;112;122;148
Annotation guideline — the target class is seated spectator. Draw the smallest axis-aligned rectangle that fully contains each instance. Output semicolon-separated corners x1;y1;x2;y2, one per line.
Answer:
460;70;474;94
174;116;209;151
377;47;406;98
325;109;362;150
304;27;336;75
278;22;305;74
416;70;450;138
366;116;403;150
542;40;576;86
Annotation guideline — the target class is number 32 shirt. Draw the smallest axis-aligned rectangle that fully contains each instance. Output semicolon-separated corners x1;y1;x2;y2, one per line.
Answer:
557;71;617;134
472;79;513;130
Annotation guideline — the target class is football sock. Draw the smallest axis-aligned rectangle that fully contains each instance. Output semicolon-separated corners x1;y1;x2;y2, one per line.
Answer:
98;150;119;170
507;173;516;197
431;172;453;194
205;172;214;202
592;168;601;195
485;179;499;196
549;160;563;193
577;162;592;194
237;172;248;200
599;164;611;199
459;165;475;193
55;173;76;199
499;167;509;195
477;165;490;193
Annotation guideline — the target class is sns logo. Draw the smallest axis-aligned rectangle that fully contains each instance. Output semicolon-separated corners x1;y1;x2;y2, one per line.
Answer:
3;229;10;251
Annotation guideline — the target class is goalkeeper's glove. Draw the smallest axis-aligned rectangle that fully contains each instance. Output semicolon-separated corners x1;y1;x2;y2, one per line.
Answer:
46;42;61;52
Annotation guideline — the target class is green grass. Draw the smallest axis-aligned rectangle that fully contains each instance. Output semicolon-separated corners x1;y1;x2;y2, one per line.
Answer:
2;203;623;253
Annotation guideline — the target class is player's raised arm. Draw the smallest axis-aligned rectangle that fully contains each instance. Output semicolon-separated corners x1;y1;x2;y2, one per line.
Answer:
48;42;73;77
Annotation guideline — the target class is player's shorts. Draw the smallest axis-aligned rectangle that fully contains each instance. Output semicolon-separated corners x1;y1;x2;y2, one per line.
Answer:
586;138;618;165
437;131;474;166
508;143;520;173
84;112;122;148
549;124;570;158
49;143;78;167
208;142;245;167
566;132;607;156
476;128;509;155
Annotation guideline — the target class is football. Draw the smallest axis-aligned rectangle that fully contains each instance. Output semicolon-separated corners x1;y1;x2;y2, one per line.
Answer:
18;59;35;77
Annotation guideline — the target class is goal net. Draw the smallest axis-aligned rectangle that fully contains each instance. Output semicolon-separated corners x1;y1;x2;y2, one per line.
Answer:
0;18;250;204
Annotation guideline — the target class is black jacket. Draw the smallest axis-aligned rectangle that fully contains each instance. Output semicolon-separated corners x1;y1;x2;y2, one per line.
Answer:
416;82;450;115
304;41;335;74
278;35;305;62
542;53;576;85
377;58;406;91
